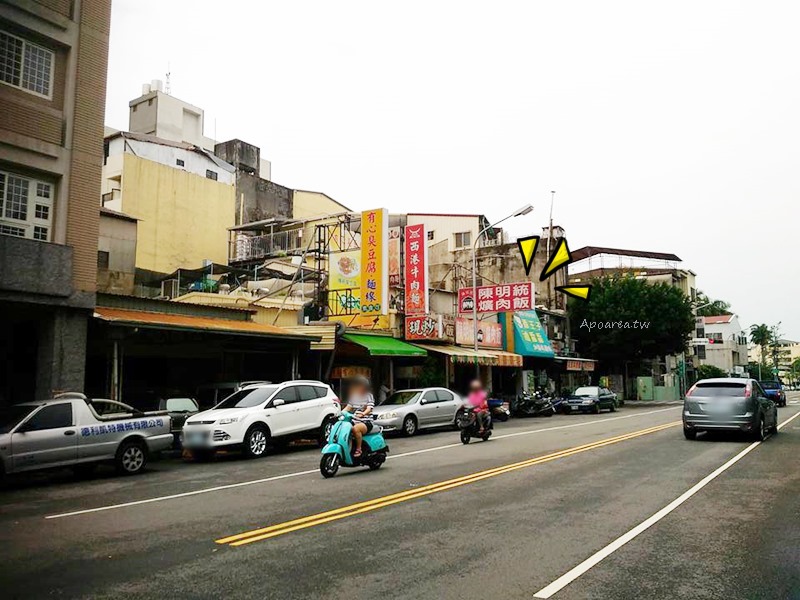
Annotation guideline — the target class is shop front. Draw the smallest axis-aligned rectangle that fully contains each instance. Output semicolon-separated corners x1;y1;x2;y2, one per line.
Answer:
501;310;556;400
411;344;497;396
333;332;427;398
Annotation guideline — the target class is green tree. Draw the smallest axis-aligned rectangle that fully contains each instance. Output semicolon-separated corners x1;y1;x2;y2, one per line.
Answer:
749;323;773;366
568;276;695;368
695;364;727;380
695;290;732;317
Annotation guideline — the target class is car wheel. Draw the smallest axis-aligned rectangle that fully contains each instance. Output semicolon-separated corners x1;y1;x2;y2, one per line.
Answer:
592;404;600;414
453;409;464;430
320;453;340;478
116;439;148;475
244;425;270;458
319;417;336;447
752;414;766;442
609;401;617;413
683;428;697;440
402;415;418;437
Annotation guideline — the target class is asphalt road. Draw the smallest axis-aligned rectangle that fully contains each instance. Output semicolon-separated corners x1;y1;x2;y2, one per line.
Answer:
1;395;799;599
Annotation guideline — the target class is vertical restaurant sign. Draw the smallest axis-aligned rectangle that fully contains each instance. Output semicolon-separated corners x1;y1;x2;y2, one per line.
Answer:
404;224;428;315
360;208;389;315
388;226;401;287
458;282;534;314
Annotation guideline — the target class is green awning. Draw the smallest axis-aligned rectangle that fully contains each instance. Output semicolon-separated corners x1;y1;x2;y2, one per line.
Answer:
342;333;428;357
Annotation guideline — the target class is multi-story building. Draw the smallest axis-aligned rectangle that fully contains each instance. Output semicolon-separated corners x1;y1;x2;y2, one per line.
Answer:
0;0;112;404
695;315;749;375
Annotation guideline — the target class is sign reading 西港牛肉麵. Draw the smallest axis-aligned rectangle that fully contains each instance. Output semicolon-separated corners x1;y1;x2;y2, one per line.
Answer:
458;282;534;314
360;208;388;315
404;224;428;315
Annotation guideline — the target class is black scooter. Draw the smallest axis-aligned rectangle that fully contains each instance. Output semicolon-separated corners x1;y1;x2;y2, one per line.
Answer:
458;406;493;444
513;390;556;417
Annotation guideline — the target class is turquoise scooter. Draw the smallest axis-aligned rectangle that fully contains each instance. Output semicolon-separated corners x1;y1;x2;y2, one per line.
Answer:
320;412;389;478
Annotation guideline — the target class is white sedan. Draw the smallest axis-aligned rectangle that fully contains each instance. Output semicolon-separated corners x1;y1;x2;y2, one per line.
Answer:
371;388;464;436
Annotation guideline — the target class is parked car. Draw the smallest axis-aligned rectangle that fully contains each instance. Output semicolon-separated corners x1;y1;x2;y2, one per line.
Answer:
0;394;172;477
563;386;618;414
683;378;778;440
372;387;463;436
759;381;786;407
122;390;200;445
182;380;340;460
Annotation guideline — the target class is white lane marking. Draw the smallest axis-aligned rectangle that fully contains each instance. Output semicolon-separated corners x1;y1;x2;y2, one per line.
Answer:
45;407;679;520
533;409;800;599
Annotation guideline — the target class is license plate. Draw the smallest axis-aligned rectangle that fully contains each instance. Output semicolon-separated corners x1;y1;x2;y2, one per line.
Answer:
186;433;205;444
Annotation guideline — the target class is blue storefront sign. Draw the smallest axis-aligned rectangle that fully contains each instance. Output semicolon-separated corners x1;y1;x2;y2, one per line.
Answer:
502;310;555;358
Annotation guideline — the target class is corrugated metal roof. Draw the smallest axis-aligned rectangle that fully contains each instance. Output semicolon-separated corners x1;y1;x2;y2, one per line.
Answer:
94;307;319;342
280;323;338;351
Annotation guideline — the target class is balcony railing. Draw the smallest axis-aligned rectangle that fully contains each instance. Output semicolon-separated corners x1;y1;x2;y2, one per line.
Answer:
230;230;304;262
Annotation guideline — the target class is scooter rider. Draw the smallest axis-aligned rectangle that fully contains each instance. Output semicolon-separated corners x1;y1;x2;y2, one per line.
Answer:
343;375;375;458
466;379;490;434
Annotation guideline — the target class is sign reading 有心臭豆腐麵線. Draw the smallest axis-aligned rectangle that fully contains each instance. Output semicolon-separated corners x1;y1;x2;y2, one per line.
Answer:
360;209;389;315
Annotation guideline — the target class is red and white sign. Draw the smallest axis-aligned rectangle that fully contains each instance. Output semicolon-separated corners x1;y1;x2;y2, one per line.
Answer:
455;318;503;348
404;224;428;315
457;282;534;314
404;314;454;341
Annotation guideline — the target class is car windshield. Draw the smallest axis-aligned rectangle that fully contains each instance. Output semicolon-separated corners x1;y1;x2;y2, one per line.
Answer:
214;386;278;409
165;397;198;412
573;387;599;397
0;405;38;434
382;391;422;405
759;381;781;390
693;382;746;397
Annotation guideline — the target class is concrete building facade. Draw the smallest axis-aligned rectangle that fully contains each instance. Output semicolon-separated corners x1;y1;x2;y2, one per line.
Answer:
0;0;112;404
696;314;749;375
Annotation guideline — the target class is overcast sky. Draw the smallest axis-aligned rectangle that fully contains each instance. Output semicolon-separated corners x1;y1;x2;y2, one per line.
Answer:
105;1;800;341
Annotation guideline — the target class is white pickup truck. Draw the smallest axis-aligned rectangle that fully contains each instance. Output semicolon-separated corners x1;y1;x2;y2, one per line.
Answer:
0;394;173;477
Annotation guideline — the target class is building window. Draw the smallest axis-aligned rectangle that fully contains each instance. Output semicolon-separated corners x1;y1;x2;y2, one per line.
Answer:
0;170;54;241
454;231;471;248
0;30;54;98
695;345;706;359
205;170;218;181
696;328;705;338
427;230;435;241
176;158;185;167
97;250;110;269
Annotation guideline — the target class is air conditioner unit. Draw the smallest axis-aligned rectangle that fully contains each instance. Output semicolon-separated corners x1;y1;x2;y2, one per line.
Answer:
161;279;179;299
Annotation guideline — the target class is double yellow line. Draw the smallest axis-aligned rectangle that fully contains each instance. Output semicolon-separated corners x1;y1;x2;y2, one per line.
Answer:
216;420;679;547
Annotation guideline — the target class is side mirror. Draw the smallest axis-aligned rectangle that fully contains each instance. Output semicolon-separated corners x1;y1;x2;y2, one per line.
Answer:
272;399;285;407
420;398;427;405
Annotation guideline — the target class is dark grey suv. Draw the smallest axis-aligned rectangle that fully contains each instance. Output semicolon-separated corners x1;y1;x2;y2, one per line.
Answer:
683;378;778;441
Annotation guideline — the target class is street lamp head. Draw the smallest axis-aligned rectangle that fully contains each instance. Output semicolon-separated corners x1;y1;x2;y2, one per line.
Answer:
513;204;534;217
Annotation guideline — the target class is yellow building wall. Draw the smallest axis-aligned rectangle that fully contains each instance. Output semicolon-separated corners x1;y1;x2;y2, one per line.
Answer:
293;190;350;221
122;154;235;273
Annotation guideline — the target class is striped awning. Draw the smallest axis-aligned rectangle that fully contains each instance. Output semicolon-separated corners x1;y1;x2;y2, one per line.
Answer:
483;350;523;367
412;344;498;365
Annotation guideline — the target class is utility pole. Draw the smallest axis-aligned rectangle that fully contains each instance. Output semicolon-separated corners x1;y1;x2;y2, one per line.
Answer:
547;191;555;309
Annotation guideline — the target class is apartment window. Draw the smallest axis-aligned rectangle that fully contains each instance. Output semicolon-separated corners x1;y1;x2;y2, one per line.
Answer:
176;158;185;167
454;231;471;248
696;328;705;338
205;170;218;181
0;170;54;241
0;30;54;98
427;230;435;241
97;250;110;269
695;345;706;360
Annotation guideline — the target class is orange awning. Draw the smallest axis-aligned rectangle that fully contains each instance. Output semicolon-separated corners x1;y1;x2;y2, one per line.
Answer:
484;350;523;367
94;307;320;342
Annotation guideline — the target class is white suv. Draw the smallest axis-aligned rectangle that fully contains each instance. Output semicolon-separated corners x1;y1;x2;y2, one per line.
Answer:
181;381;340;459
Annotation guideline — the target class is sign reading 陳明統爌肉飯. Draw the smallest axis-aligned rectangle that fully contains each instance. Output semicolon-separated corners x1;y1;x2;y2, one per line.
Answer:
404;224;428;315
458;282;534;315
360;208;388;315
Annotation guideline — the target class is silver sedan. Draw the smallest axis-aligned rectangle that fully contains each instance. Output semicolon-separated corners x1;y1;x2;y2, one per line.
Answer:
372;388;464;436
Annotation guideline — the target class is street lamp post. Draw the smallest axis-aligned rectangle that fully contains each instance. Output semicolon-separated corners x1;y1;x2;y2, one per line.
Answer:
472;204;534;379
